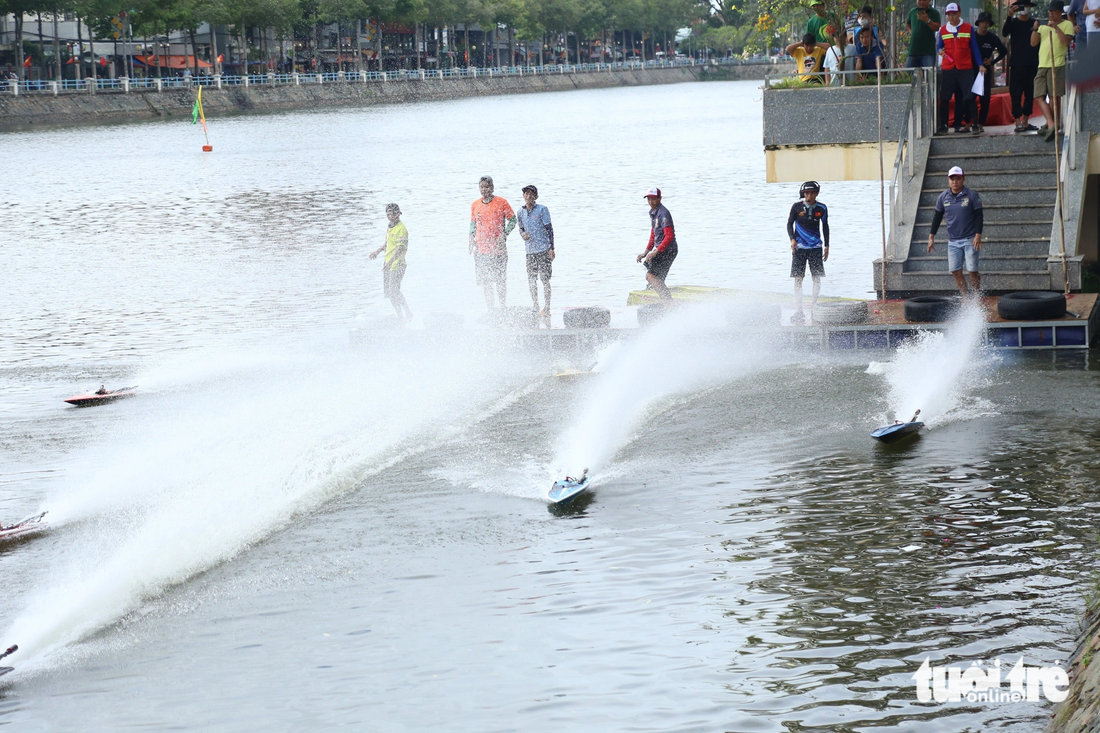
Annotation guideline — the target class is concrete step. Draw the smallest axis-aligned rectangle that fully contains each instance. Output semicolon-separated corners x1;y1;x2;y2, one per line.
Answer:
907;240;1049;258
922;170;1056;188
891;269;1053;292
919;187;1056;206
912;221;1051;239
929;134;1053;156
916;203;1055;222
902;254;1050;272
927;152;1056;173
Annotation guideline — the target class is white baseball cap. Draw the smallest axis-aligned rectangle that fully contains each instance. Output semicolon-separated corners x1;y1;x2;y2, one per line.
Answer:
945;2;960;11
948;166;964;177
643;187;662;198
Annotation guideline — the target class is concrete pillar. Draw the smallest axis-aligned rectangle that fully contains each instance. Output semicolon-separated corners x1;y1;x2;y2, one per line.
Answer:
215;74;222;89
437;69;442;79
317;73;323;85
294;73;300;85
86;77;95;93
267;72;275;85
11;80;17;96
488;68;493;77
156;78;162;92
381;72;387;82
122;76;130;93
419;69;425;80
338;71;345;82
50;81;57;96
361;70;367;83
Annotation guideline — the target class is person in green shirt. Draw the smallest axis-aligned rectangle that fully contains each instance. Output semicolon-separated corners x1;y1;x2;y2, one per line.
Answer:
370;203;413;322
1031;0;1075;140
906;0;942;67
807;0;840;45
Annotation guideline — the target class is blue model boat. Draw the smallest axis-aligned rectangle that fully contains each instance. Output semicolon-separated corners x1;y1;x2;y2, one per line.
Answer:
548;469;590;505
871;410;925;443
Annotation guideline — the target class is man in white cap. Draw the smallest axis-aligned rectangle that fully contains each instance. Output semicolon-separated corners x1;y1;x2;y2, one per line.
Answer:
928;166;984;296
636;188;677;305
936;2;982;134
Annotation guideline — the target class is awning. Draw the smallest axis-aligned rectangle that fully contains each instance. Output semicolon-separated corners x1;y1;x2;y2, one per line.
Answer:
134;54;212;69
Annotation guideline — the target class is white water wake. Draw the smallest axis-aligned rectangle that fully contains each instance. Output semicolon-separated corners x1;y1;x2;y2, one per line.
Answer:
866;302;996;428
552;302;784;480
4;338;542;670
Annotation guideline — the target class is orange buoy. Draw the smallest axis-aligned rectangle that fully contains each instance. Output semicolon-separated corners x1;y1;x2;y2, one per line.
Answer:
202;145;213;152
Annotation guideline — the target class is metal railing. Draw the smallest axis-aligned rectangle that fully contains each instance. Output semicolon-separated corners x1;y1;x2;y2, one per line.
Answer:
1;56;786;96
887;68;934;261
763;65;927;89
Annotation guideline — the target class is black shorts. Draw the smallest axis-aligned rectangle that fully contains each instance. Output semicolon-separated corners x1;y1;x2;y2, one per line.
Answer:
645;244;677;281
791;248;825;278
384;263;406;298
526;250;553;282
474;252;507;286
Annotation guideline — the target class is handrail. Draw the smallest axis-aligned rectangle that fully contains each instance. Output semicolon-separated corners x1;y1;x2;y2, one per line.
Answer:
1063;83;1079;178
886;68;933;262
763;66;928;89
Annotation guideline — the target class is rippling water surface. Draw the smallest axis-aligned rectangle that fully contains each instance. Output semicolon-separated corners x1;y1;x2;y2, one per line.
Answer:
1;81;1097;731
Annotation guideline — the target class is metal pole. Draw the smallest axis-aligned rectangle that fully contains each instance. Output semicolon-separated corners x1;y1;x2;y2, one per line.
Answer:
1053;80;1069;294
878;60;887;299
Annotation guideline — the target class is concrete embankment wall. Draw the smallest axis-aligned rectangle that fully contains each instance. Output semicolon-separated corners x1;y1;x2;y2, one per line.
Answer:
0;64;792;129
1050;606;1100;732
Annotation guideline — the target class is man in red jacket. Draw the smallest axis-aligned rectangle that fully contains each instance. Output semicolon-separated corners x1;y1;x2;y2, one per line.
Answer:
936;2;983;134
636;187;677;305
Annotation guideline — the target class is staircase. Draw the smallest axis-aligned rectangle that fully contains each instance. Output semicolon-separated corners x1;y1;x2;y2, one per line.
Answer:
885;133;1059;295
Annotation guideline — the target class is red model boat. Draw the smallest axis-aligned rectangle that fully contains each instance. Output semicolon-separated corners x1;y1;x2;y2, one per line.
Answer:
0;512;47;542
64;386;137;407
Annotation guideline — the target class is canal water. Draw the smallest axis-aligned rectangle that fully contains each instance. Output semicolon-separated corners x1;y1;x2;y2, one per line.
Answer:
1;80;1097;731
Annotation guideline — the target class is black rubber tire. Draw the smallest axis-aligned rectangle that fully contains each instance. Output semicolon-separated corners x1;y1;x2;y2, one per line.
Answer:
814;301;868;325
903;295;957;323
997;291;1067;321
637;303;666;327
563;307;611;329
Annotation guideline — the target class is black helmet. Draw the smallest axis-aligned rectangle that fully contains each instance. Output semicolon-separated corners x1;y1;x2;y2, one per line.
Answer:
800;181;821;196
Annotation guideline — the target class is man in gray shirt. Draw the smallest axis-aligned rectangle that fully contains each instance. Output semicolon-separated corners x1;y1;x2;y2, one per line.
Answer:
927;166;984;297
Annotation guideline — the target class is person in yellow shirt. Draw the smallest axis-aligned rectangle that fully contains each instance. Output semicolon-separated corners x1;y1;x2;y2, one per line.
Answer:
370;203;413;322
1031;0;1076;140
786;34;827;83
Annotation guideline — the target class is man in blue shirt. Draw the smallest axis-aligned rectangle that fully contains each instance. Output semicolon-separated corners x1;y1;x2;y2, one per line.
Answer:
516;184;555;324
854;25;885;73
928;166;984;296
786;181;829;324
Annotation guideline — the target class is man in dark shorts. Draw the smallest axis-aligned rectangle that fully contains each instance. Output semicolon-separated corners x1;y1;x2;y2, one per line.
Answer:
469;176;516;309
516;184;555;326
369;203;412;322
786;181;830;324
636;187;677;305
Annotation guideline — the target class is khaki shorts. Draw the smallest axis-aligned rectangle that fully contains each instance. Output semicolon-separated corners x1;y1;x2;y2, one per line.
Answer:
1034;66;1065;98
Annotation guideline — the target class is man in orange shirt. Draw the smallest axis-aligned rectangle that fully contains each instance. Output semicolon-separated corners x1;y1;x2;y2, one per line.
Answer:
469;176;517;309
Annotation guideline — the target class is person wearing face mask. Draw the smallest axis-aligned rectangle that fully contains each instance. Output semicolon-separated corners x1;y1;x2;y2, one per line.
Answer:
1003;1;1040;132
856;6;889;58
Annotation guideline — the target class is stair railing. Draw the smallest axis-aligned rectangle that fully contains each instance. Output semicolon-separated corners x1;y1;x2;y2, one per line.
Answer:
886;68;929;261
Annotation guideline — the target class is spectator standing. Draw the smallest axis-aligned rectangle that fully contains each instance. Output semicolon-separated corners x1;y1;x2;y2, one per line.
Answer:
936;2;982;135
786;181;829;325
807;1;840;46
636;188;677;306
469;176;516;309
906;0;942;68
973;13;1007;132
1031;0;1075;141
369;203;413;322
1003;1;1040;132
927;166;984;297
516;185;555;326
786;34;827;83
854;25;885;74
1068;0;1090;52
